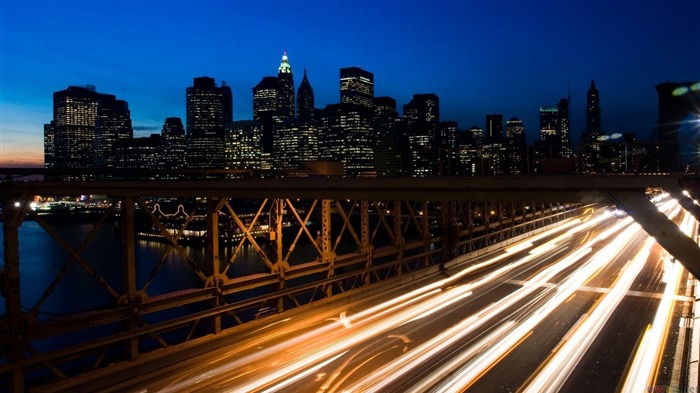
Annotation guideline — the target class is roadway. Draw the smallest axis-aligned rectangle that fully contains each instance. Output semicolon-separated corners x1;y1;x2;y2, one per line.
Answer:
107;196;694;393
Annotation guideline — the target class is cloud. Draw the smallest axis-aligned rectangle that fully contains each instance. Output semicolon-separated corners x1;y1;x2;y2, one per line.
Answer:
133;125;160;132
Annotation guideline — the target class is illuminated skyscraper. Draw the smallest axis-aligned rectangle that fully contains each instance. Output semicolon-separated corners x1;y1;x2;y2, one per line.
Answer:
297;69;315;125
277;51;295;119
186;76;229;169
318;103;375;176
226;120;262;170
340;67;374;109
44;85;132;179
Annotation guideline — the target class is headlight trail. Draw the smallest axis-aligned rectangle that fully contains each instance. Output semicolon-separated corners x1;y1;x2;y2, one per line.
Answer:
343;211;636;392
620;208;695;393
150;207;648;393
523;235;654;393
428;218;643;392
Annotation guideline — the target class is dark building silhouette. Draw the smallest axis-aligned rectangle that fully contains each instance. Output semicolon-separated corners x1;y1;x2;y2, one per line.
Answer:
485;114;503;141
557;98;572;158
586;80;601;136
582;80;603;172
159;117;186;173
221;82;233;123
297;68;315;125
404;93;440;176
277;51;295;119
373;96;403;176
504;117;527;175
340;67;374;109
436;121;458;175
44;85;132;179
94;95;132;172
253;76;279;155
185;76;229;169
116;134;161;172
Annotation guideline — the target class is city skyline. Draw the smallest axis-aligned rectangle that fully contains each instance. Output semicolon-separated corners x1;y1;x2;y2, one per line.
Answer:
2;0;699;167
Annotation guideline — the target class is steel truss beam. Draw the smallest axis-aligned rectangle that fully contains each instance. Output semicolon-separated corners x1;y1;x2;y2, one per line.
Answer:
1;187;588;392
609;191;700;279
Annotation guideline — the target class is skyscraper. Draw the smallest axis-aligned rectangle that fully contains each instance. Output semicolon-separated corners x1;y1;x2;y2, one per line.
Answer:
583;80;603;172
44;85;132;179
557;98;572;158
226;120;262;170
505;117;527;174
46;85;100;175
253;76;279;154
505;117;525;141
539;106;558;143
318;103;375;176
340;67;374;109
297;69;315;125
185;76;229;169
94;95;132;172
159;117;186;173
277;51;295;119
485;114;503;141
373;96;403;176
404;93;440;177
585;80;601;136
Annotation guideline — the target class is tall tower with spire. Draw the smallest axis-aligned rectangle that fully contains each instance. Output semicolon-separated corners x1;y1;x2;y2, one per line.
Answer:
277;51;295;119
582;80;602;173
297;68;315;124
586;80;601;136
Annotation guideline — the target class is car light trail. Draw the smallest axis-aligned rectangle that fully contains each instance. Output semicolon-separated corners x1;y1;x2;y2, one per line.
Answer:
429;218;643;392
149;207;651;393
523;235;655;393
343;211;636;392
621;209;695;393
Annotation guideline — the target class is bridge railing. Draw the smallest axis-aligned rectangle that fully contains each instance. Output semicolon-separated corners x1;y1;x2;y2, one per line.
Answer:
0;179;589;391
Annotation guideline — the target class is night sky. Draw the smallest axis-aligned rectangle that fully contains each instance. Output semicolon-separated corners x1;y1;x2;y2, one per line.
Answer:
1;0;698;167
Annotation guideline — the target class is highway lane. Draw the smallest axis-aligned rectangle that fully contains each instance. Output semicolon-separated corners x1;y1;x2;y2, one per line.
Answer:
125;198;694;392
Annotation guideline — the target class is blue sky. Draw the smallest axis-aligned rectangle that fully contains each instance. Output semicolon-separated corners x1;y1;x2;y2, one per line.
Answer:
1;0;699;167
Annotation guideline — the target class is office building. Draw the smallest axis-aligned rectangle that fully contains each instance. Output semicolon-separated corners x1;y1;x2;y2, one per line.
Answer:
318;103;375;176
159;117;186;173
340;67;374;109
297;69;315;125
44;85;132;179
225;120;262;170
485;114;503;141
404;93;440;177
253;76;279;154
185;76;229;169
277;51;295;119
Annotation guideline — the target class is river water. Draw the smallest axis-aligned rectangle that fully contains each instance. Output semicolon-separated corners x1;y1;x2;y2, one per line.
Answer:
0;219;319;318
